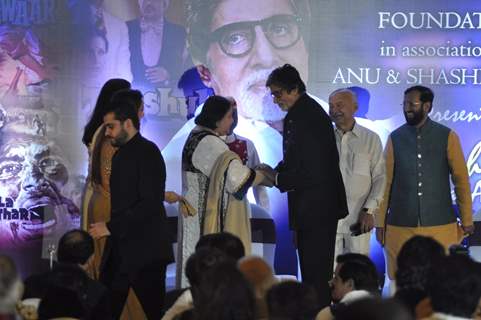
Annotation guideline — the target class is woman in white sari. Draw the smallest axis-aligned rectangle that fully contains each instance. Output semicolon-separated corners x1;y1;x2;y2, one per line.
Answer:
177;95;271;288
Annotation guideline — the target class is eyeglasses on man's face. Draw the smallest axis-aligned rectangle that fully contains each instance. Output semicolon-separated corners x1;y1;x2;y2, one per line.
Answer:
270;88;285;99
210;14;302;58
401;101;423;109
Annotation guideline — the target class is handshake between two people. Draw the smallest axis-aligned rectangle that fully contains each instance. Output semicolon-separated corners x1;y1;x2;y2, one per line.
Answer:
253;163;277;188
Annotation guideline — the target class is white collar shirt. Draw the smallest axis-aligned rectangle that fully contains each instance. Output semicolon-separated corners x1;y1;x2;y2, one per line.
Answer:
334;122;386;233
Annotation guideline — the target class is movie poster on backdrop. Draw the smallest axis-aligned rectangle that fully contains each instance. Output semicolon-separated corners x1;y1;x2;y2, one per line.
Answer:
0;0;82;276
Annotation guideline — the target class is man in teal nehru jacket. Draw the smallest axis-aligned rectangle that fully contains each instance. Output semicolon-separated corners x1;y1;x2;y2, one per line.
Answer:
375;85;474;289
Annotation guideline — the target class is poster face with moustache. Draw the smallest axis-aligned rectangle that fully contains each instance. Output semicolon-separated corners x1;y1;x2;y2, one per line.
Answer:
2;0;481;279
0;0;82;276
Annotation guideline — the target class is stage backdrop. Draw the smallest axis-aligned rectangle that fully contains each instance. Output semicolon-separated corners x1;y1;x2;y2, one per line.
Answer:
0;0;480;278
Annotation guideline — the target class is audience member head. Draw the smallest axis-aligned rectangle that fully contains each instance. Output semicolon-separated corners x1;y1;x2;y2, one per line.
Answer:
195;232;245;261
193;261;256;320
336;253;376;268
427;255;481;318
238;256;276;298
394;236;445;315
57;229;94;268
395;236;445;291
267;281;319;320
194;95;233;136
0;255;23;315
238;256;277;319
82;78;131;146
335;297;414;320
185;247;232;290
334;254;380;289
397;235;445;271
330;255;379;303
111;88;145;120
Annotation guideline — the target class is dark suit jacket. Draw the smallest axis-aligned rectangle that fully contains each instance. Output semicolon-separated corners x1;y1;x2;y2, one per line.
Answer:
23;263;112;320
276;93;348;231
127;19;187;91
103;133;174;275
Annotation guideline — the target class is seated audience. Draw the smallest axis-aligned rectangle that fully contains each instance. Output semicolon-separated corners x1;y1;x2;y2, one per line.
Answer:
423;255;481;320
165;247;233;320
267;281;320;320
238;256;278;320
394;235;445;318
163;232;245;320
188;261;256;320
195;232;246;261
23;229;111;319
316;253;379;320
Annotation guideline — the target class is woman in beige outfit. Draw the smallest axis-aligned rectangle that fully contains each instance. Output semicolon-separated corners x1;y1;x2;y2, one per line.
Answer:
82;80;181;319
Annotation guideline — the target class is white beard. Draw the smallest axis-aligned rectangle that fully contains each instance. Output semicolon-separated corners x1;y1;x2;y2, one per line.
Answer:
237;70;286;122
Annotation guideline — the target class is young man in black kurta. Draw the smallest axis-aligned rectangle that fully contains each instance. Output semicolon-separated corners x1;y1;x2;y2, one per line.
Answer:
262;64;348;308
89;100;174;319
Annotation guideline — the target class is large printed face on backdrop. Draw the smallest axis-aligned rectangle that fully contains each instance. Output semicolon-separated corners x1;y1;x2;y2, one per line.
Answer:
0;137;80;247
138;0;169;20
199;0;309;122
88;34;108;73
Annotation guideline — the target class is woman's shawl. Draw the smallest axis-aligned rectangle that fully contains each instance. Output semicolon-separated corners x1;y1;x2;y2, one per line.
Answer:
203;150;253;254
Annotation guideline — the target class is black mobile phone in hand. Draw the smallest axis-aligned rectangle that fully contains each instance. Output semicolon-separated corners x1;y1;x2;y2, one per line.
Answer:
349;222;362;236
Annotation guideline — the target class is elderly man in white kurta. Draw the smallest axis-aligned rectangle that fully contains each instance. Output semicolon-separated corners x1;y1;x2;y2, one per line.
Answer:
329;89;386;258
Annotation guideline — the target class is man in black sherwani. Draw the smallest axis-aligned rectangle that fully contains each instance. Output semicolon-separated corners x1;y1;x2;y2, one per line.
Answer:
89;100;174;319
261;64;348;307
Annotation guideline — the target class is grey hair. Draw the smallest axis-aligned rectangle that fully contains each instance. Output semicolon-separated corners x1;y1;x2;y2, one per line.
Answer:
329;88;358;105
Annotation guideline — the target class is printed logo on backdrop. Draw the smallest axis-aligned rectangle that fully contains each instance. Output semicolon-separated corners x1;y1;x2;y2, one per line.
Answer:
143;87;212;120
467;141;481;211
333;11;481;86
